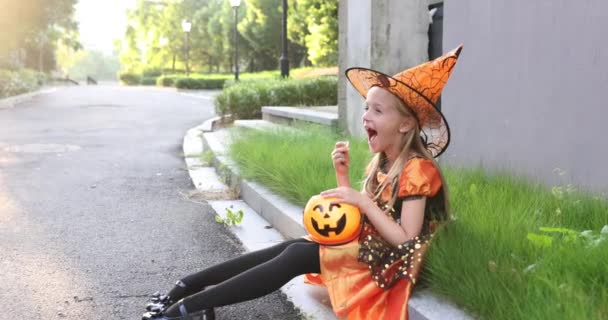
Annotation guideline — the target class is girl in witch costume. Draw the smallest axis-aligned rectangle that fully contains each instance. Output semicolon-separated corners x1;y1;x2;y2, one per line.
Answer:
142;45;463;320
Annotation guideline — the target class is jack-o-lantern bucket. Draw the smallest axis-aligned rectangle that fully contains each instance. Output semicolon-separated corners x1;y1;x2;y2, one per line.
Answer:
303;195;363;245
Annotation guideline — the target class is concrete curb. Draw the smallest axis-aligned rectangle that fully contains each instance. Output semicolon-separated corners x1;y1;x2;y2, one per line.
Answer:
184;118;336;320
0;87;57;109
185;117;473;320
262;106;338;127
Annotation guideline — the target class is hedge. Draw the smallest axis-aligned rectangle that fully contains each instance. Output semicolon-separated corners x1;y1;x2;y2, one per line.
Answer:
118;72;141;85
0;69;45;98
156;75;177;87
215;76;337;119
174;77;227;89
142;69;163;78
141;76;157;86
120;68;338;89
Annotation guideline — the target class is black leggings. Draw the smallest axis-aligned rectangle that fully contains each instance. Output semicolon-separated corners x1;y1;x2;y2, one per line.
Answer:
163;238;320;316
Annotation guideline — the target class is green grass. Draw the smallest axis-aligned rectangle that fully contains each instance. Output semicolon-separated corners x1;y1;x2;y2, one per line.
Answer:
228;125;608;320
228;124;370;205
427;168;608;320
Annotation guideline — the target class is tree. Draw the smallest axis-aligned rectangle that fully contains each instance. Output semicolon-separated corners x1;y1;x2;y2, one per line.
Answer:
56;46;120;80
287;0;338;66
117;0;325;73
238;0;283;70
0;0;80;70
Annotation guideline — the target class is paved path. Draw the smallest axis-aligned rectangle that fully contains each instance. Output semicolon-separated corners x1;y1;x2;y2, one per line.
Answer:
0;85;301;320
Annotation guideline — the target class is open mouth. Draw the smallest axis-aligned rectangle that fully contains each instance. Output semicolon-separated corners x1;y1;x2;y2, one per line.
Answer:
311;214;347;237
366;128;378;142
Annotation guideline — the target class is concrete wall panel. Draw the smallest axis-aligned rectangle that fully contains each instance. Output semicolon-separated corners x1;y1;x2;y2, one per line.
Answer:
442;0;608;193
340;0;430;137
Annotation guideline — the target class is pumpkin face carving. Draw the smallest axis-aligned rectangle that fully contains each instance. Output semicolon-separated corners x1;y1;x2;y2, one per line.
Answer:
303;195;362;245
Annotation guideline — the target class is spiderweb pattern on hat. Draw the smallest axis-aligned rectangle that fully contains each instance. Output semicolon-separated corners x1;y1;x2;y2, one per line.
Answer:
345;45;462;157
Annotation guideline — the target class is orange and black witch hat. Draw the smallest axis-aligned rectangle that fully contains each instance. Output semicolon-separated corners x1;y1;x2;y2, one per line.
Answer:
345;44;463;157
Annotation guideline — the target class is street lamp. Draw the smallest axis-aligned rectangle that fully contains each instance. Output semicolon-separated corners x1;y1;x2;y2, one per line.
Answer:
230;0;241;81
181;19;192;76
280;0;289;78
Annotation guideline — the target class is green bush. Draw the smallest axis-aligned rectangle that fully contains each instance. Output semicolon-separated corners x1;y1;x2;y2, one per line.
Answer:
118;72;141;85
215;76;337;119
297;77;338;105
141;76;157;86
174;77;227;90
156;75;176;87
33;71;47;85
174;78;196;89
142;69;162;78
0;68;44;98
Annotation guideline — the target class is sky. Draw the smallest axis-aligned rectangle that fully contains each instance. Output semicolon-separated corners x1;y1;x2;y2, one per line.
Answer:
75;0;137;54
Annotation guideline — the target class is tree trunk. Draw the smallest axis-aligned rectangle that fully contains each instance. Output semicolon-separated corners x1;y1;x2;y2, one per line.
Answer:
38;46;44;73
172;54;176;72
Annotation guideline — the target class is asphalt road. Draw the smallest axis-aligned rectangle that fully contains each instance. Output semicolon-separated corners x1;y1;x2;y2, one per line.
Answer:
0;85;301;320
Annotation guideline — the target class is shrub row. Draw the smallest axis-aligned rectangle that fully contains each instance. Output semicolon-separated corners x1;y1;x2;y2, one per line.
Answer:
0;69;46;98
119;67;337;89
118;72;141;85
140;76;157;86
215;76;337;119
156;75;227;89
156;75;177;87
118;69;173;85
171;77;227;90
119;71;230;89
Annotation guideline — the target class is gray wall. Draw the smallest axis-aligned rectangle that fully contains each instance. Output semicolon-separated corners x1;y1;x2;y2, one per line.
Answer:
442;0;608;193
339;0;430;136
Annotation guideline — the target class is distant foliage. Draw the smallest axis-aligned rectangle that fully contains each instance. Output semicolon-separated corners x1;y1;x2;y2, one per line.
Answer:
1;0;80;71
0;69;45;98
288;0;339;66
215;76;337;119
142;69;163;78
156;75;176;87
118;72;141;86
118;0;337;73
56;48;120;81
140;77;157;86
174;77;227;90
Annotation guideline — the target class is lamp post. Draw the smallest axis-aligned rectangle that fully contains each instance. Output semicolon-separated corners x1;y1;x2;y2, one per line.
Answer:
229;0;241;81
181;19;192;76
279;0;289;78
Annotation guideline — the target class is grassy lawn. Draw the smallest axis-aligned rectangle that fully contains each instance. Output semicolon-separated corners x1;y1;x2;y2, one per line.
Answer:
227;125;608;320
228;124;370;205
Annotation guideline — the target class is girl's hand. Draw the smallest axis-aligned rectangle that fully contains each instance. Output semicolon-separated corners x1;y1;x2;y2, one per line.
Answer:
331;141;350;177
320;186;371;212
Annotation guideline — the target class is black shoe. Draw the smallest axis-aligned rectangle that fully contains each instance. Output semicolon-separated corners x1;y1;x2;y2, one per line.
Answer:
141;311;165;320
145;302;166;313
141;310;184;320
142;300;215;320
147;279;185;310
149;291;171;304
146;291;172;312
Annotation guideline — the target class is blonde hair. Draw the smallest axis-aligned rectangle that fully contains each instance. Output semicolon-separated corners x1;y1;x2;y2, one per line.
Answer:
363;90;450;217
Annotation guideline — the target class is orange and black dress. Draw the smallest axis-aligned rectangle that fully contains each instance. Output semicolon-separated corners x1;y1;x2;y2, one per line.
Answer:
306;158;448;320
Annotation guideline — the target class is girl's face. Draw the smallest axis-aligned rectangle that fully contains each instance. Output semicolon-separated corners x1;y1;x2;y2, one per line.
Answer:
362;87;414;159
